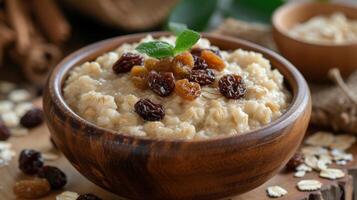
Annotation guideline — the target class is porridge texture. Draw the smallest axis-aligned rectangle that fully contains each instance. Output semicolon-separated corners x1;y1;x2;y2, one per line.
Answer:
289;12;357;44
63;35;291;139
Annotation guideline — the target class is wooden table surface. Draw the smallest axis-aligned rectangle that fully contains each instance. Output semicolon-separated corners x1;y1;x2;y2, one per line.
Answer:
0;99;356;200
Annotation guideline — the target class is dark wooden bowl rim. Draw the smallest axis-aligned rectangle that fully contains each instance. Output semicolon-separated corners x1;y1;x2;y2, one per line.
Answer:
47;32;309;146
273;2;357;47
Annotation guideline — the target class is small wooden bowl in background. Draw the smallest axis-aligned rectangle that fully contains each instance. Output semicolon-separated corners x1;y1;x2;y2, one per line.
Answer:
272;2;357;81
43;32;311;200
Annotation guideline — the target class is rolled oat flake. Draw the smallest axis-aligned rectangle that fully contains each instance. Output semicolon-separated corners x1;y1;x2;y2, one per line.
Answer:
297;180;322;191
320;168;345;180
266;186;287;198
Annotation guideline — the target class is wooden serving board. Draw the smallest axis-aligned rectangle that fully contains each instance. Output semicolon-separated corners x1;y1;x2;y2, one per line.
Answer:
0;98;356;200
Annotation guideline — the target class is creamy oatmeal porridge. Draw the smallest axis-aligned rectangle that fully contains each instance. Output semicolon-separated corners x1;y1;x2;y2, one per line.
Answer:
63;35;291;139
289;12;357;44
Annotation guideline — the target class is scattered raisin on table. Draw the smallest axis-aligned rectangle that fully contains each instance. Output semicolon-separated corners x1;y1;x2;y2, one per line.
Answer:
175;79;201;101
201;50;225;71
286;152;305;170
13;178;51;199
19;149;44;175
20;108;44;128
192;56;208;70
148;71;175;97
38;165;67;190
130;65;149;89
0;122;10;141
112;52;144;74
189;69;215;86
218;74;246;99
134;99;165;121
77;193;103;200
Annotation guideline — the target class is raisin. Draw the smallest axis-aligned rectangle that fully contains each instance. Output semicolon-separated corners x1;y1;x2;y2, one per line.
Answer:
148;71;175;97
19;149;44;175
192;55;208;70
134;99;165;121
20;108;44;128
191;48;221;57
0;122;10;141
286;152;305;170
189;69;215;86
218;74;246;99
172;63;191;79
130;65;149;89
13;178;51;199
38;166;67;190
144;58;159;71
173;52;194;68
112;53;144;74
77;193;103;200
201;50;225;71
147;57;172;72
175;79;201;100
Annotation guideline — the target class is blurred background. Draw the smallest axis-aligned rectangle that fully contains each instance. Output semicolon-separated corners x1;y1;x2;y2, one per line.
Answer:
0;0;355;88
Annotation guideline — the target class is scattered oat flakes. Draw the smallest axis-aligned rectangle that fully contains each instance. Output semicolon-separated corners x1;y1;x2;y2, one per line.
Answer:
305;131;335;147
294;170;306;178
320;168;345;180
0;142;15;167
1;112;19;127
316;160;328;171
14;102;33;117
0;101;13;114
329;135;356;150
10;127;29;137
297;180;322;191
266;186;287;198
336;160;347;165
301;146;328;156
318;154;332;165
8;89;31;102
56;191;79;200
296;164;312;172
304;155;318;169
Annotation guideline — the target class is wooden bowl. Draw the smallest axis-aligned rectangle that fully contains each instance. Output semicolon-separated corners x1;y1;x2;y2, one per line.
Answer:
272;2;357;81
43;32;311;200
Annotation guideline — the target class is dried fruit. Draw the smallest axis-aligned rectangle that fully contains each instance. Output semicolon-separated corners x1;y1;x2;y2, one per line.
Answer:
20;108;44;128
13;178;51;199
175;79;201;100
172;63;191;79
173;52;194;67
147;57;173;72
201;50;225;71
77;193;103;200
130;65;149;89
144;58;159;71
148;71;175;97
297;180;322;191
134;99;165;121
19;149;44;175
112;53;144;73
266;186;287;198
191;48;221;57
192;55;208;70
38;165;67;189
286;152;305;170
218;74;246;99
188;69;215;86
0;122;10;141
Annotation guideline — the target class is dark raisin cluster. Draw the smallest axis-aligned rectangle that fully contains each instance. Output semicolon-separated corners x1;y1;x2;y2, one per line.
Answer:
113;46;247;122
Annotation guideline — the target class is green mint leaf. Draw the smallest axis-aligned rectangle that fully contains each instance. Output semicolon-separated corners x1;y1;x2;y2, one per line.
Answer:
174;29;200;55
136;41;174;59
168;22;188;35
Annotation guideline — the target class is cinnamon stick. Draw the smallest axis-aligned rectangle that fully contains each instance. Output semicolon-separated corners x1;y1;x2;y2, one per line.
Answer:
5;0;31;55
30;0;70;44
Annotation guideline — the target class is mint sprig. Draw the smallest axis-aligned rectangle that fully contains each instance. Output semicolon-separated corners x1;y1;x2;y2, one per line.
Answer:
136;26;200;59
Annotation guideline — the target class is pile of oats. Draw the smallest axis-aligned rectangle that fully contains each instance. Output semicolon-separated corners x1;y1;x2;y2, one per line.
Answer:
0;141;15;167
0;81;36;137
295;131;354;180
